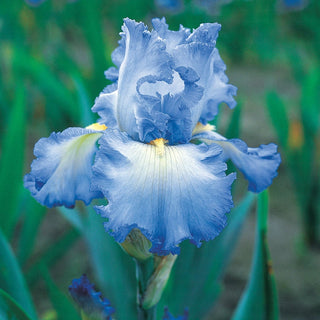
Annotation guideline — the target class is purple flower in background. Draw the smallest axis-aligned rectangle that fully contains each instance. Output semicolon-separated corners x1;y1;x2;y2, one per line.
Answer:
69;274;115;320
155;0;183;11
279;0;308;11
163;307;189;320
25;0;46;6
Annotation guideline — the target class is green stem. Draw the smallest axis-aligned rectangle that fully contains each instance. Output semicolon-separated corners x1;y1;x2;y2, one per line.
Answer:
135;259;157;320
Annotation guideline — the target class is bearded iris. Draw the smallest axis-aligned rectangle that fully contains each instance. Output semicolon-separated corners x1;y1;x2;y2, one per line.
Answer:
24;18;280;255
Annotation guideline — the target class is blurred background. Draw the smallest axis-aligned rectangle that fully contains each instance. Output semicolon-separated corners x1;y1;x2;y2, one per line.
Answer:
0;0;319;319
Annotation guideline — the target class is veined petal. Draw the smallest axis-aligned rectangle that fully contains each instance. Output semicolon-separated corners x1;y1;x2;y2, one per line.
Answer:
115;18;173;139
92;83;118;129
193;130;281;193
152;17;191;52
24;127;104;208
92;130;235;255
171;24;237;125
136;67;204;144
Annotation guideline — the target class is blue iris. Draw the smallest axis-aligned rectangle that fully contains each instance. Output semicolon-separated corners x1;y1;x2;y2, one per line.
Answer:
69;274;115;320
24;18;281;255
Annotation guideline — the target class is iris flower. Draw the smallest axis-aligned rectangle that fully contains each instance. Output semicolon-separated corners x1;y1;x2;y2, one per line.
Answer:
24;18;280;255
69;275;115;320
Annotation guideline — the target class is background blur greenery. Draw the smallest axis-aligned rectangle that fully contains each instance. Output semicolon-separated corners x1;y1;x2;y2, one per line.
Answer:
0;0;319;319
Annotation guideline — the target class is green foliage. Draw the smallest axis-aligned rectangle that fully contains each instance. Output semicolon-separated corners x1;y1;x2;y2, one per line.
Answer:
266;65;320;246
0;289;35;320
0;229;36;319
232;191;279;320
41;266;79;320
0;84;25;237
266;92;289;151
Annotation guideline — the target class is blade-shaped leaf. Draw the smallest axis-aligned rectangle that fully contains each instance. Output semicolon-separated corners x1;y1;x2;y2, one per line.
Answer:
17;193;46;265
0;84;25;237
41;266;79;320
232;190;279;320
13;48;79;126
26;228;80;285
72;75;95;127
0;289;35;320
300;68;320;137
0;229;37;319
225;101;242;139
266;91;289;151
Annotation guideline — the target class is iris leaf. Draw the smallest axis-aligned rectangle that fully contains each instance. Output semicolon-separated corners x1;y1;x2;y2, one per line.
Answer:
0;289;35;320
0;84;25;237
232;190;279;320
266;91;289;151
0;229;37;319
26;228;80;285
41;266;79;320
17;193;46;265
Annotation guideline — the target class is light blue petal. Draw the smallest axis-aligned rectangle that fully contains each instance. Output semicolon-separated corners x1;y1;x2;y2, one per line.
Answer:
110;18;173;140
136;66;204;144
92;130;235;255
24;127;103;208
94;18;236;144
92;83;118;128
152;18;191;52
193;131;281;193
154;20;237;126
171;25;237;125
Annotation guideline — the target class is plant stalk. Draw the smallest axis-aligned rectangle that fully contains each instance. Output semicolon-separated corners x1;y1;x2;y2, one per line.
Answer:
135;259;157;320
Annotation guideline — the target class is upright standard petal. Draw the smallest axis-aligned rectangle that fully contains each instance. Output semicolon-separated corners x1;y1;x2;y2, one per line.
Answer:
153;18;237;125
193;130;281;193
109;18;173;140
24;127;104;208
136;66;204;144
69;274;115;320
152;18;191;52
92;130;235;255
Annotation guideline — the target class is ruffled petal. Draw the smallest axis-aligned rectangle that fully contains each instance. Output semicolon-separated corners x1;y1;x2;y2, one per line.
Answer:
92;130;235;255
92;83;118;129
136;66;204;144
152;17;191;52
93;18;236;144
163;307;189;320
152;18;237;125
69;274;115;320
114;18;173;140
24;127;104;208
171;24;237;125
193;130;281;193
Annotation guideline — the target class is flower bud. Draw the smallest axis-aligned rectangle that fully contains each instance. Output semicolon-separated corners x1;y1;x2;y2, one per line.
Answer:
121;229;152;261
142;254;177;309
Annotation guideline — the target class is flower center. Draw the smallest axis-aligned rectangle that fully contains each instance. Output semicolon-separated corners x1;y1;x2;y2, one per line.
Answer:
149;138;168;156
86;123;107;131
